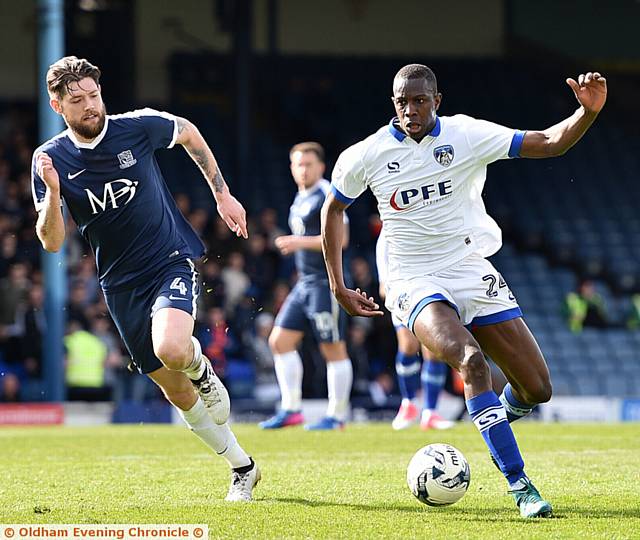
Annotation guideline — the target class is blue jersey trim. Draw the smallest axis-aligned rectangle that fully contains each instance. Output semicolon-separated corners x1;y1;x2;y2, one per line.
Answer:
388;118;407;141
408;293;459;333
388;116;441;142
508;130;526;158
468;307;523;328
330;185;356;206
429;116;442;137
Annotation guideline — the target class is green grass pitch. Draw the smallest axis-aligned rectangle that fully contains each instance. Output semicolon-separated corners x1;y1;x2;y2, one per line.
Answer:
1;422;638;539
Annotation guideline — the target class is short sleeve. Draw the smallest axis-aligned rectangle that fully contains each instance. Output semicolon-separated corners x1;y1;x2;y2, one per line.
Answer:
463;116;525;163
135;108;179;150
331;142;368;205
31;152;47;212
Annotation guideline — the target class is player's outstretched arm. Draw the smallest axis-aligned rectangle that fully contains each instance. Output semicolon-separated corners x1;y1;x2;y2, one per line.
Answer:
175;117;247;238
275;223;349;255
520;71;607;158
34;152;65;252
321;193;383;317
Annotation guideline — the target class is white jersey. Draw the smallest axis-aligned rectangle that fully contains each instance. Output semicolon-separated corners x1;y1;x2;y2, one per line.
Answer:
331;115;524;282
375;226;390;286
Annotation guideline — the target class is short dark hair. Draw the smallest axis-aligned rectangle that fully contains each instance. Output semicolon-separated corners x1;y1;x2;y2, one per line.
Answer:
47;56;101;99
394;64;438;93
289;141;325;163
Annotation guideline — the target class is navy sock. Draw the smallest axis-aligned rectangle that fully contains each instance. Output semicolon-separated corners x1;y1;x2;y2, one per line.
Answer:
499;383;536;423
466;390;526;485
395;352;421;400
421;360;447;410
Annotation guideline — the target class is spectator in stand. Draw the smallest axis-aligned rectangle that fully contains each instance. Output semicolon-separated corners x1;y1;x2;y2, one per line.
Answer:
249;312;276;380
188;207;210;238
564;279;609;332
0;263;31;356
197;307;245;381
626;294;640;330
0;234;20;278
258;208;286;250
66;281;92;330
20;284;45;381
73;256;100;305
244;232;279;304
174;193;191;216
221;251;250;314
64;319;108;400
92;314;124;394
200;259;226;311
350;256;378;301
210;216;243;261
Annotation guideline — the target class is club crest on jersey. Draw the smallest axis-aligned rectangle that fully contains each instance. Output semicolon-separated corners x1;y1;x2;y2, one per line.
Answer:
433;145;454;167
117;149;137;169
397;293;410;312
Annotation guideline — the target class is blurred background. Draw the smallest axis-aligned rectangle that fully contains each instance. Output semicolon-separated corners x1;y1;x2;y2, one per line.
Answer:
1;0;640;424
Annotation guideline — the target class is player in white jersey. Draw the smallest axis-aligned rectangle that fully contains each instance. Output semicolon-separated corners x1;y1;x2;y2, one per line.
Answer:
321;64;607;518
376;228;454;431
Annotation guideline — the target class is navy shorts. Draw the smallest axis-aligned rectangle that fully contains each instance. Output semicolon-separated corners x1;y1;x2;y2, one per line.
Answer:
104;258;200;374
275;279;346;343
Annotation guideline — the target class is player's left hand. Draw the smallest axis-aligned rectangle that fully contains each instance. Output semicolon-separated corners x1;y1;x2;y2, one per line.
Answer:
566;72;607;114
217;194;248;238
274;235;301;255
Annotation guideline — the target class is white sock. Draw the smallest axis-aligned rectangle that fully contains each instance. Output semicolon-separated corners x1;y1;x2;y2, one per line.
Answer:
326;359;352;421
274;351;303;411
178;397;250;469
182;336;206;381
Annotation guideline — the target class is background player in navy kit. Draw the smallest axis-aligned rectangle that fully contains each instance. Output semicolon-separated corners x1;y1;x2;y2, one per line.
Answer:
32;56;259;501
259;142;352;431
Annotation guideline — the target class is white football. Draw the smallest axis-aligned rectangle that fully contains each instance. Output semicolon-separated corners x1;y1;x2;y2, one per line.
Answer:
406;443;470;506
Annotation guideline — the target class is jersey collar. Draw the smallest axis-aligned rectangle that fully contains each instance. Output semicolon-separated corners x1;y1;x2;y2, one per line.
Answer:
388;116;441;142
66;116;110;150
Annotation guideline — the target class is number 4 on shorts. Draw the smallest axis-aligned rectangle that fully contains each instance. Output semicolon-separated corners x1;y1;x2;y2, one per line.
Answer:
170;277;188;296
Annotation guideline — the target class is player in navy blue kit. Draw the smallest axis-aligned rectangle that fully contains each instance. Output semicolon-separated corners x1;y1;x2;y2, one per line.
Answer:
259;142;353;431
32;56;259;501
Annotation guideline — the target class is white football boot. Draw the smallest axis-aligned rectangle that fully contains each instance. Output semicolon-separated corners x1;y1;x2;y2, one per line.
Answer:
190;356;230;425
225;461;261;502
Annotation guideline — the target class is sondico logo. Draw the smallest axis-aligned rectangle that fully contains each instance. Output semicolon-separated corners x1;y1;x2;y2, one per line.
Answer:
85;179;139;214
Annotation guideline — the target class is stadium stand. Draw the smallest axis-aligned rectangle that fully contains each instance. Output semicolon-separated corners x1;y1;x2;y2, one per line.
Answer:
1;56;639;403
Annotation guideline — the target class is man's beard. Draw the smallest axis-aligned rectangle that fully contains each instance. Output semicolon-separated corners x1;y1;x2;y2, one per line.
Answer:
66;103;107;140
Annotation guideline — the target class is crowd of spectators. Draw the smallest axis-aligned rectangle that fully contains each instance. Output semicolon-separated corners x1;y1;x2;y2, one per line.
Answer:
0;108;399;405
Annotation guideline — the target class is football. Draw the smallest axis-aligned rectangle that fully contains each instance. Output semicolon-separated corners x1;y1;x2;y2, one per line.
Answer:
406;443;471;506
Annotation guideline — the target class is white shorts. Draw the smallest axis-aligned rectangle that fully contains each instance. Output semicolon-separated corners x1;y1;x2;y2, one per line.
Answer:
385;254;521;331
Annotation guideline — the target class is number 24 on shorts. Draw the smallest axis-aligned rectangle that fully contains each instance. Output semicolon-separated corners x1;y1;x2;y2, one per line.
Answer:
482;274;515;301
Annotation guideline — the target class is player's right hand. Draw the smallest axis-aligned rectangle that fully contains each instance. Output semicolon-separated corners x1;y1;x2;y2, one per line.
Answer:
35;152;60;192
335;287;384;318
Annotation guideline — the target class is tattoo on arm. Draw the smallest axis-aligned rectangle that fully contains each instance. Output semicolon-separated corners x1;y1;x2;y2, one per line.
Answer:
176;117;188;135
212;168;224;193
179;117;227;194
193;148;225;193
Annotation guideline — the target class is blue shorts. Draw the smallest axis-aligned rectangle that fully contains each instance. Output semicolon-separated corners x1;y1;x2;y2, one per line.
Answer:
275;279;346;343
104;258;200;374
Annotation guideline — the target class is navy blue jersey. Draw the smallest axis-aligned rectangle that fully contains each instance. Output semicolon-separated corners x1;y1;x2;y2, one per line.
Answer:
288;178;347;281
31;108;205;293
